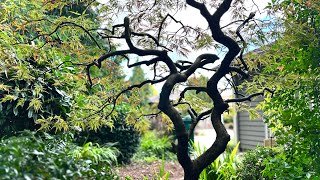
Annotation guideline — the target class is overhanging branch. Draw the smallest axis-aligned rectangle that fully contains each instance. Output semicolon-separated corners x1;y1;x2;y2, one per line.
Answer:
225;88;274;103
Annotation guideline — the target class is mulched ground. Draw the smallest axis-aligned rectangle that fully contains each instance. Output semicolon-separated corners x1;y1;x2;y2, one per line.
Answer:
115;161;184;180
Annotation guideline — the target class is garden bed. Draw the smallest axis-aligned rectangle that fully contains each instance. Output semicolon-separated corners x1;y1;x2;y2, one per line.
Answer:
116;161;184;179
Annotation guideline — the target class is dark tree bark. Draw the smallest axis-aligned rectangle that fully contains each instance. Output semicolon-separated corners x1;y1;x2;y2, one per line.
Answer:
9;0;273;179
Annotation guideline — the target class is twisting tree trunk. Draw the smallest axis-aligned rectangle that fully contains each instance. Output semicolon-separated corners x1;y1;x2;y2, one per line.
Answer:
11;0;275;178
82;0;272;179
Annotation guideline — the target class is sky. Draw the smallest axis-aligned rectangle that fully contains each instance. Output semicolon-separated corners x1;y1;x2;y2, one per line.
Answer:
99;0;272;95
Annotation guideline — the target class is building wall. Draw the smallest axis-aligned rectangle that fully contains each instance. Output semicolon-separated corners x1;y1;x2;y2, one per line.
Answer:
236;96;267;150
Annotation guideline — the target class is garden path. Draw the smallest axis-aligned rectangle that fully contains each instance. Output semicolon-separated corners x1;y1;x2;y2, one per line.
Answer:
194;128;235;149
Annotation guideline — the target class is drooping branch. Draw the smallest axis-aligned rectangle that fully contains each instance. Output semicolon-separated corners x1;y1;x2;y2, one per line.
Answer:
131;31;172;51
136;111;162;121
251;0;262;14
127;57;162;68
225;88;274;103
221;20;244;29
177;54;219;75
157;14;187;42
173;102;196;115
175;59;219;72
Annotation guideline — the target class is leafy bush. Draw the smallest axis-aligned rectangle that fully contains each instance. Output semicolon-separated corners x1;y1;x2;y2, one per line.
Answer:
192;141;240;180
0;131;119;179
132;131;176;162
243;1;320;179
237;146;318;179
236;147;278;180
261;147;319;179
76;103;141;164
263;81;320;179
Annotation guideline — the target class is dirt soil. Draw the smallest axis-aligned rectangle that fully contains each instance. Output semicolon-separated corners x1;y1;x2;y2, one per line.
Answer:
116;161;184;180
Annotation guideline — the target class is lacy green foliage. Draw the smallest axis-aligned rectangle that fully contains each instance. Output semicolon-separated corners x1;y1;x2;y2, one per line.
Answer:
262;148;318;179
263;80;320;179
241;1;320;179
236;147;278;180
0;0;142;134
133;131;176;163
270;0;320;28
192;141;240;180
76;103;141;164
0;131;119;179
0;57;72;136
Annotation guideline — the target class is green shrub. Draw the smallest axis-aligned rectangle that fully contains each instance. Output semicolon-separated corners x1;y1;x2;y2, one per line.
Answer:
76;103;141;164
261;147;319;179
236;147;278;180
133;131;176;162
0;131;119;179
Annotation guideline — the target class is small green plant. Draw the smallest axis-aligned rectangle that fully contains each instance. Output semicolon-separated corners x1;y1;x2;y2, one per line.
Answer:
155;154;171;180
133;131;176;163
72;141;119;165
191;141;240;180
126;154;171;180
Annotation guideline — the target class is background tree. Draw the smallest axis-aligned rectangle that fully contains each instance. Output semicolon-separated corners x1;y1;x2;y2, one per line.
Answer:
129;66;153;106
